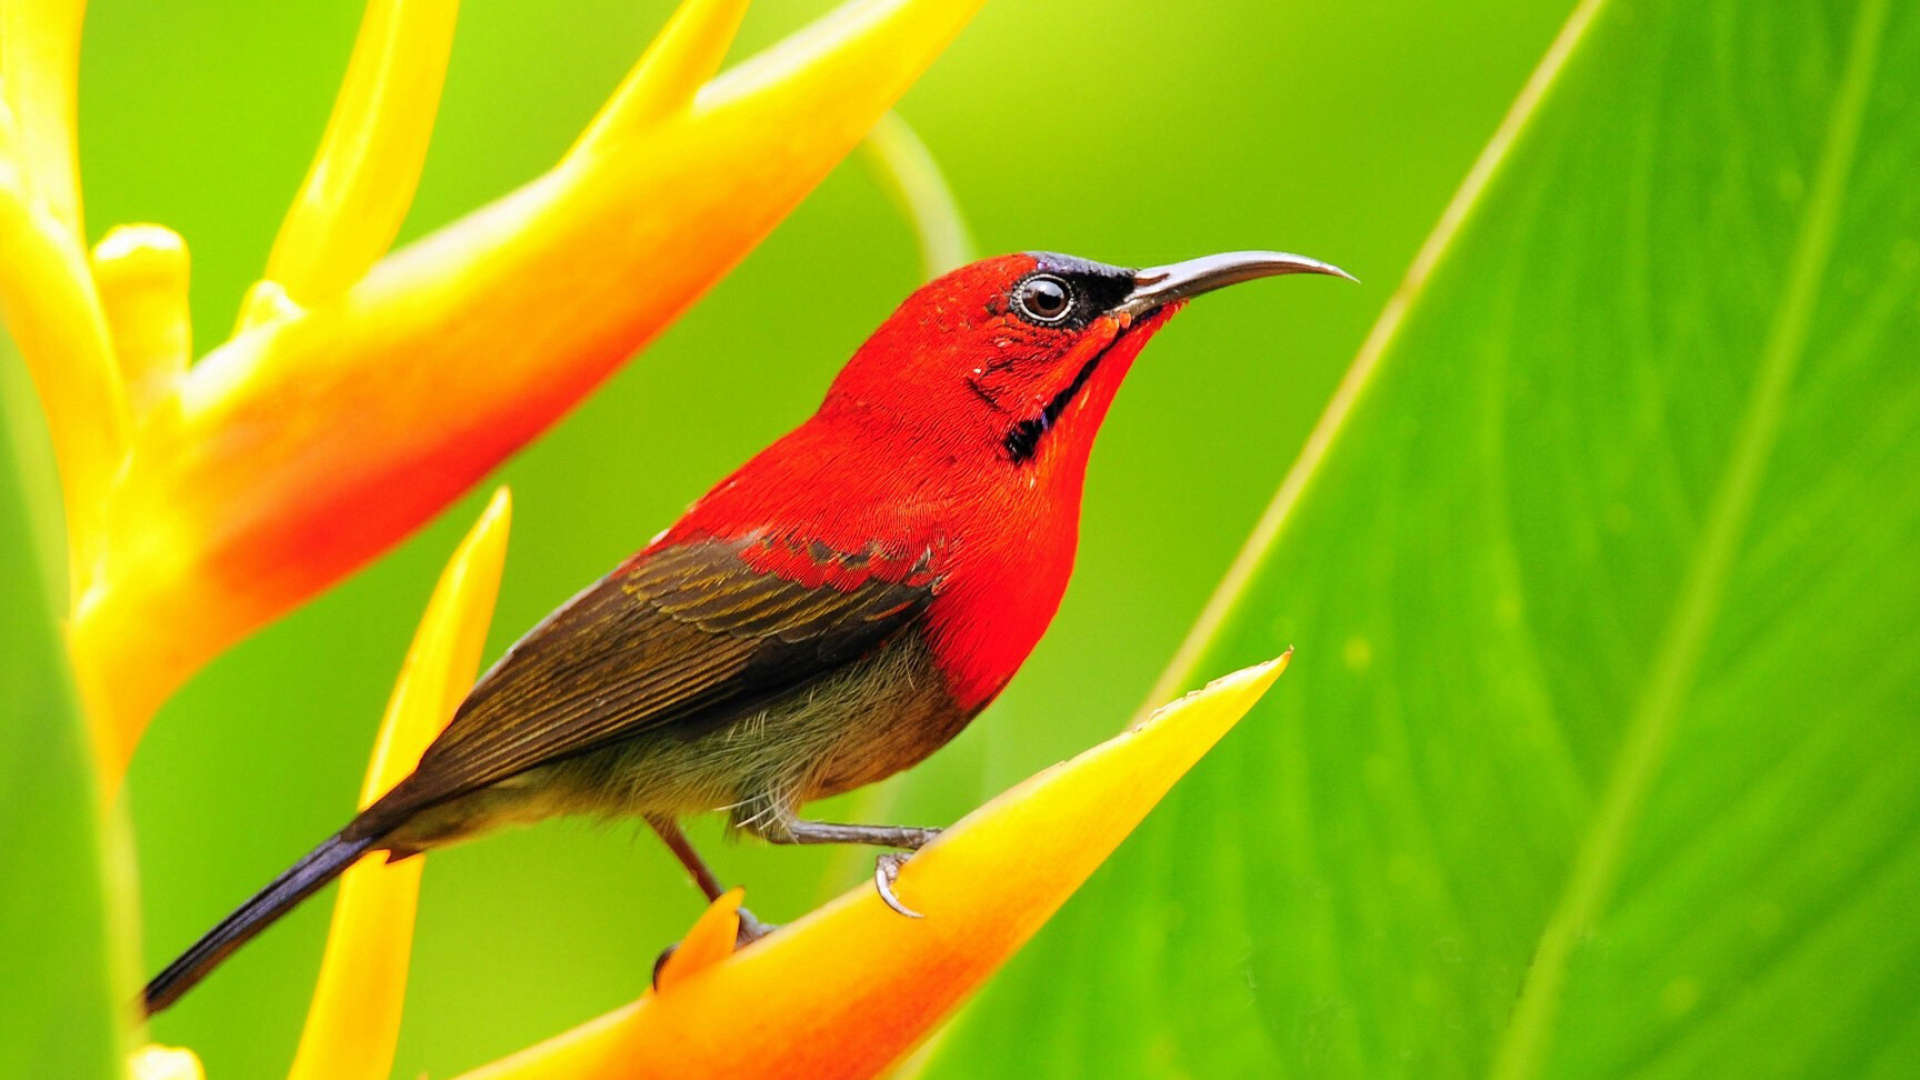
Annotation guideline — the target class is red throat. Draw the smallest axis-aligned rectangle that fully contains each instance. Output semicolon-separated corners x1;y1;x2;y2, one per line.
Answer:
911;302;1183;708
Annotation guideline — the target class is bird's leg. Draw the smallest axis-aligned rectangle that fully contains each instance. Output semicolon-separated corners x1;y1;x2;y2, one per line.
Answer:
742;805;942;919
645;815;776;943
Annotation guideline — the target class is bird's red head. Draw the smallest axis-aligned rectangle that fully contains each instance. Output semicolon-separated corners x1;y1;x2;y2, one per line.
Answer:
818;251;1348;479
671;249;1350;708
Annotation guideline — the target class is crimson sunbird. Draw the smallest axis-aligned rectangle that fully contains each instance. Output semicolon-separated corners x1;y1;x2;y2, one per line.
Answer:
144;249;1350;1014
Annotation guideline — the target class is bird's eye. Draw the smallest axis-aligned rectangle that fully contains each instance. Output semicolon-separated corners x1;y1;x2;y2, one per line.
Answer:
1014;275;1073;324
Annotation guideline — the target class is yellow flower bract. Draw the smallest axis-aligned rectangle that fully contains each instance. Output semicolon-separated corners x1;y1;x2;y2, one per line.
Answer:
0;0;986;784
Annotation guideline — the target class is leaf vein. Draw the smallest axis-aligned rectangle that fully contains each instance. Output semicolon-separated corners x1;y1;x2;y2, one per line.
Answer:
1483;1;1892;1076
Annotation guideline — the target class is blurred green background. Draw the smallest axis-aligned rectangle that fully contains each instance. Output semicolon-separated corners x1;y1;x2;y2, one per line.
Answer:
38;0;1582;1074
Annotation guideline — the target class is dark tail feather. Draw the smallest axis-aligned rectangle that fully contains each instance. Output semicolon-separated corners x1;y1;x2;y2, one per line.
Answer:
143;830;375;1016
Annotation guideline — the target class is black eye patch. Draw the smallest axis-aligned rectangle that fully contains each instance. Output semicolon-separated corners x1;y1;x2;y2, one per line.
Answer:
1007;253;1137;331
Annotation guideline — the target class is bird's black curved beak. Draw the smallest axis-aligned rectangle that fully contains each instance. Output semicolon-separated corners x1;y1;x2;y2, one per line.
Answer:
1116;250;1356;321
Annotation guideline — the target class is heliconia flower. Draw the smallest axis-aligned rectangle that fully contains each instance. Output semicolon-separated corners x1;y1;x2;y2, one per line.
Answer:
0;0;985;782
452;655;1289;1080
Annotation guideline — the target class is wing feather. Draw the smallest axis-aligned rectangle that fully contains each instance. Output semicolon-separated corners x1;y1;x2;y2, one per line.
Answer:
361;537;935;826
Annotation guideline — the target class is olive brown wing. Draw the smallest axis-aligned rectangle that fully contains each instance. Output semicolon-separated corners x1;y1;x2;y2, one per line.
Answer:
351;537;935;835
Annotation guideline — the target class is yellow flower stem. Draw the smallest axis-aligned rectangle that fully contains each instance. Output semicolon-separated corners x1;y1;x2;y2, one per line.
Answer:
457;656;1288;1080
243;0;462;325
286;487;512;1080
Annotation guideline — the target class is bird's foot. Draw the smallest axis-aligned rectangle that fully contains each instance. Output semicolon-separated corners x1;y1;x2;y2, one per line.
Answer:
874;851;924;919
735;904;778;945
650;903;779;991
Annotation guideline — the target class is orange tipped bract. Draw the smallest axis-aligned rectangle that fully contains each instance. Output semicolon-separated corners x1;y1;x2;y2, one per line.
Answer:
0;0;986;783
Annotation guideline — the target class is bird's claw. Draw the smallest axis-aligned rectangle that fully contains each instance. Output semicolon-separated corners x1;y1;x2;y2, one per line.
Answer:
874;851;923;919
735;905;778;945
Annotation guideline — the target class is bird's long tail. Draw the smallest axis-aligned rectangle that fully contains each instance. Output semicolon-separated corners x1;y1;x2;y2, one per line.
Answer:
143;830;376;1016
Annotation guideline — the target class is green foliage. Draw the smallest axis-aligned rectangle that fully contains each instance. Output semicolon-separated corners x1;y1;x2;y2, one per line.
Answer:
928;0;1920;1076
0;370;125;1078
22;0;1911;1073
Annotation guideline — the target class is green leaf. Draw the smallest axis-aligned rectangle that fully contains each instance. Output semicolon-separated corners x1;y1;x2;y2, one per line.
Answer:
923;0;1920;1076
0;356;129;1077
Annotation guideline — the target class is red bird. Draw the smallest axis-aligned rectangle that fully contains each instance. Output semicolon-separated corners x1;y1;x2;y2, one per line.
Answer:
144;250;1349;1014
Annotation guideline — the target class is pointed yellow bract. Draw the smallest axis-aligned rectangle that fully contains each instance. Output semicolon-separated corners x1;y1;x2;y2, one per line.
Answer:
454;656;1289;1080
286;488;512;1080
573;0;752;151
34;0;985;785
653;888;745;992
0;0;126;595
247;0;462;319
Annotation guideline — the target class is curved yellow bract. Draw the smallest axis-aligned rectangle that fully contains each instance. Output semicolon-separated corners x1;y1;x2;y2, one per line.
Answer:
0;0;986;785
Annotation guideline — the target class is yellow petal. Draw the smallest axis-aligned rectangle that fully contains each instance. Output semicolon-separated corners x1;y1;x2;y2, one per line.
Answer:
0;195;125;599
572;0;751;152
247;0;462;316
285;487;511;1080
653;888;745;992
92;225;192;414
129;1044;205;1080
1;0;129;604
1;0;85;233
70;0;985;783
454;655;1288;1080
